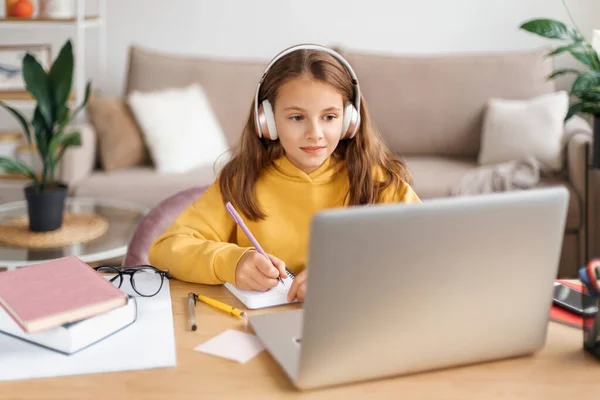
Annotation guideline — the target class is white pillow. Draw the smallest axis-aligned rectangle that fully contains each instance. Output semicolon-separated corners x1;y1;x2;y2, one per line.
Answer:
127;84;230;174
478;91;569;171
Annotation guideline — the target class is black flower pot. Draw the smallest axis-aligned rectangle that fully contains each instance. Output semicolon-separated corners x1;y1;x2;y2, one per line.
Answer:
24;183;68;232
594;114;600;169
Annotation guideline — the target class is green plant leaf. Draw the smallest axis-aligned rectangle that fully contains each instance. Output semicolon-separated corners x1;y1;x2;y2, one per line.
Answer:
565;102;585;120
547;68;580;80
22;53;55;130
577;91;600;103
70;81;92;121
55;105;71;135
52;131;81;165
547;42;584;56
32;110;51;190
582;103;600;114
48;40;73;109
56;104;69;125
0;157;38;184
46;132;59;165
520;19;581;40
569;49;596;68
589;46;600;71
47;130;81;183
571;70;600;93
58;131;81;147
0;101;32;145
578;45;600;71
48;130;80;157
32;106;49;162
576;92;600;102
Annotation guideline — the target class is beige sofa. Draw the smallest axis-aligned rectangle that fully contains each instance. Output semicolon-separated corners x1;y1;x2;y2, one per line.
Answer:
58;45;594;278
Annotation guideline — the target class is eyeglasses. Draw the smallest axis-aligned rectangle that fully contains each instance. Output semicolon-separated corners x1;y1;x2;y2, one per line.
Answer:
93;264;172;297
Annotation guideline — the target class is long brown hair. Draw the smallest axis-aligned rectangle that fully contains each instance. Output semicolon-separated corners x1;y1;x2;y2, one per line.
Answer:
219;48;412;220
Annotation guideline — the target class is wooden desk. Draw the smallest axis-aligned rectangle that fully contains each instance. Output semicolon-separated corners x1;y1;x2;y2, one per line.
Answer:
1;279;600;399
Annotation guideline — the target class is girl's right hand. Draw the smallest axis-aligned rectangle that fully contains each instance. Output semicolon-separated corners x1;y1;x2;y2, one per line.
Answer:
235;250;287;291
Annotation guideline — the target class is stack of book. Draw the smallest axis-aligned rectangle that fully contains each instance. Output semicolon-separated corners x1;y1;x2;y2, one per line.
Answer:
0;256;137;355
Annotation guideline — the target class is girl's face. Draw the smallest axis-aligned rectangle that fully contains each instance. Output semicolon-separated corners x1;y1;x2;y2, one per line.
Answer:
273;75;344;174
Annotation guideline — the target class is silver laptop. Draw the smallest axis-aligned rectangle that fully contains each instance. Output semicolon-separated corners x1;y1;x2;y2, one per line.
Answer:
249;187;569;390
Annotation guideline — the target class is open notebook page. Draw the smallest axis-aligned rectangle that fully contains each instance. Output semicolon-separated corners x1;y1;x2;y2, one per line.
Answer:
224;270;297;309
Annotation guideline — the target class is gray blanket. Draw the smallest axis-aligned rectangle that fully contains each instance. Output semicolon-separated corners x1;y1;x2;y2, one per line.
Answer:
450;115;592;196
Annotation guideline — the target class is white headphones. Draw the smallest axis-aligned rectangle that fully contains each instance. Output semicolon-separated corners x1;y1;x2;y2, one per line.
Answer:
254;44;361;141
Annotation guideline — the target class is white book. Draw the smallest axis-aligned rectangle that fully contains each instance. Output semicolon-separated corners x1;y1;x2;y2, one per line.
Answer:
0;296;137;355
224;271;298;309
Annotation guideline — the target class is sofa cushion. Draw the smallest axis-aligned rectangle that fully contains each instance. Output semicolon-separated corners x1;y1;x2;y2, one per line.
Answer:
404;156;580;230
125;46;266;148
85;93;151;171
478;91;569;171
337;48;556;158
74;166;218;208
128;84;230;174
404;156;478;198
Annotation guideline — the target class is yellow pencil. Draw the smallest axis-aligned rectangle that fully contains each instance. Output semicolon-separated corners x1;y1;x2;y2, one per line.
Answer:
196;294;247;318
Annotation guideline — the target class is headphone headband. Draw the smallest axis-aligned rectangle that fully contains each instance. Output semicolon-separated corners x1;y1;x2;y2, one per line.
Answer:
254;44;361;139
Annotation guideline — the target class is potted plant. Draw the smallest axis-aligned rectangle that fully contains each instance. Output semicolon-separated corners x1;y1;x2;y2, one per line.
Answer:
519;1;600;166
0;40;91;232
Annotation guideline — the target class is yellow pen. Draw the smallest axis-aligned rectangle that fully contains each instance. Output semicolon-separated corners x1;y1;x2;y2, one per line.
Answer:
195;294;247;318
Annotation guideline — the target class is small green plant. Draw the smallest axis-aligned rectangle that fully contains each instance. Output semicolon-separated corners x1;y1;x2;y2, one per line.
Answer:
520;0;600;120
0;39;91;191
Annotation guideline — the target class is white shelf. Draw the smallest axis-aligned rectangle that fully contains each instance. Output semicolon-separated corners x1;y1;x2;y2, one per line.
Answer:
0;91;75;100
0;99;37;108
0;91;77;108
0;0;106;113
0;16;102;28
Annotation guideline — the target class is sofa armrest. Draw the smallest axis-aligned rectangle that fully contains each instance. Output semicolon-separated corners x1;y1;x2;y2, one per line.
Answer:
56;122;97;191
565;115;593;200
567;133;591;200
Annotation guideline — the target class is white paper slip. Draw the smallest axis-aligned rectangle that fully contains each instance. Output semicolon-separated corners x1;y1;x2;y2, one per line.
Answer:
224;270;298;309
194;329;265;363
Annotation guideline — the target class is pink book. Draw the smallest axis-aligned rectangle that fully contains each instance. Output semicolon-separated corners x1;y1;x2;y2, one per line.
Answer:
0;256;127;333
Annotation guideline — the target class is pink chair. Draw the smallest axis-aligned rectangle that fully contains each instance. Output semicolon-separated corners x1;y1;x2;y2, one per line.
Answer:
123;186;207;266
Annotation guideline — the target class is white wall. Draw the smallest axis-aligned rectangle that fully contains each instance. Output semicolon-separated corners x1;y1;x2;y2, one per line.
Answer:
1;0;598;128
594;1;600;40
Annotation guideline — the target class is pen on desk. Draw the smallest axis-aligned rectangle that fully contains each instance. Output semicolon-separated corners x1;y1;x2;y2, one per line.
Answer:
196;294;247;318
225;201;285;287
188;292;197;331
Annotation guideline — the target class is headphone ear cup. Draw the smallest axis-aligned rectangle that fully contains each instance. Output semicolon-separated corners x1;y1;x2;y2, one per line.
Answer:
341;103;360;140
260;100;278;140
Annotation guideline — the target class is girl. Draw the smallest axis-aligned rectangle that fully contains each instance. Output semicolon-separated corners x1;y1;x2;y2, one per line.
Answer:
148;44;421;303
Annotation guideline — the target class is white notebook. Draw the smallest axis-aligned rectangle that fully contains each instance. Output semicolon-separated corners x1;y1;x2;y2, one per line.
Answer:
224;270;298;309
0;296;137;355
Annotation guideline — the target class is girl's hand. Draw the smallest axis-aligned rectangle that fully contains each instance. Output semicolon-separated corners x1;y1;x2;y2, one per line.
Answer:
235;250;287;291
287;269;307;302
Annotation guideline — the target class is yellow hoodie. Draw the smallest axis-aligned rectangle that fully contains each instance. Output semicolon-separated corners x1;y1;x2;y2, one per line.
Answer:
148;155;420;285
